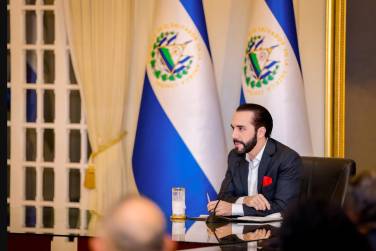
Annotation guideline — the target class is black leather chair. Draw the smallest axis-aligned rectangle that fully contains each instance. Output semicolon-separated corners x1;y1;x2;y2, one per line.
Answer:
299;157;356;206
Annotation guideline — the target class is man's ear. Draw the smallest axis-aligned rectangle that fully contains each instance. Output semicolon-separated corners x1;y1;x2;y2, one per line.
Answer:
163;234;176;251
257;127;266;138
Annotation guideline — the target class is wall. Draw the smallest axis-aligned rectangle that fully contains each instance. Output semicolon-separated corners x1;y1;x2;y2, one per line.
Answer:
346;0;376;172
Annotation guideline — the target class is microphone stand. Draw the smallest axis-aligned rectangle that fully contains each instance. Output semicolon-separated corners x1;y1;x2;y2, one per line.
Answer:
206;200;230;223
206;173;234;224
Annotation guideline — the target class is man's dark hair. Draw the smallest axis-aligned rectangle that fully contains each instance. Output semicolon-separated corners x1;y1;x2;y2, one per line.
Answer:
345;171;376;224
236;103;273;138
344;171;376;251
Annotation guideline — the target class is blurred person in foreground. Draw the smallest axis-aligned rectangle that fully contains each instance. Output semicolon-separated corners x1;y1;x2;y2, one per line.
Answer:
281;199;370;251
89;195;174;251
345;171;376;250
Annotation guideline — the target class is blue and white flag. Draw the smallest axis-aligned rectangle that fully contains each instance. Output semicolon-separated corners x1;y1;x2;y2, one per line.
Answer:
132;0;227;225
241;0;312;155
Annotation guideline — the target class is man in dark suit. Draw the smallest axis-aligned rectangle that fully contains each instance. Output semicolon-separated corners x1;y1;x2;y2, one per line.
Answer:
207;103;302;216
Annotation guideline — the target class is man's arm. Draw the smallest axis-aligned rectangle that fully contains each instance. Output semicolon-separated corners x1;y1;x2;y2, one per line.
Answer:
218;167;238;203
208;151;244;214
217;151;244;203
243;154;302;216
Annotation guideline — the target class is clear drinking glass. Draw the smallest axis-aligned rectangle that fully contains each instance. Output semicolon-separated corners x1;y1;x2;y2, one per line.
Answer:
172;221;186;241
171;187;186;219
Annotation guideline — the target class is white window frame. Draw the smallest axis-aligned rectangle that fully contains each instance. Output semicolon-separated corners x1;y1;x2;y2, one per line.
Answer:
8;0;89;235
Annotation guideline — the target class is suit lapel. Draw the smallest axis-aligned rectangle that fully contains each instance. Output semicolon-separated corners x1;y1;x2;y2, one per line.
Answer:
257;139;276;192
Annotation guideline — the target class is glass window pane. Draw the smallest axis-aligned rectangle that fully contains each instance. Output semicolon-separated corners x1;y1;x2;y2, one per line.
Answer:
86;210;91;230
7;10;10;44
26;50;37;83
7;204;10;227
42;168;54;201
7;49;10;82
43;0;54;4
7;127;10;159
25;167;36;200
26;128;37;161
43;11;54;44
25;206;36;227
69;130;81;163
87;136;92;161
26;89;37;122
68;208;80;229
25;11;36;44
69;169;80;202
7;165;10;198
43;50;55;83
43;129;54;162
69;53;77;84
42;207;54;228
69;90;81;123
7;88;10;121
43;90;55;122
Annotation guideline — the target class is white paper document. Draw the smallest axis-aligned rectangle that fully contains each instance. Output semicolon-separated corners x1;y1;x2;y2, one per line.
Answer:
237;212;282;222
194;212;282;223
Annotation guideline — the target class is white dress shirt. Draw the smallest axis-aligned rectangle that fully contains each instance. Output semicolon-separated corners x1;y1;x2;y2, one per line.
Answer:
232;140;267;216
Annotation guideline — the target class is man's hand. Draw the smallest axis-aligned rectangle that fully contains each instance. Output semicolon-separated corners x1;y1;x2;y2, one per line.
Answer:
243;194;271;211
214;224;232;239
207;200;232;216
243;228;271;241
206;224;232;239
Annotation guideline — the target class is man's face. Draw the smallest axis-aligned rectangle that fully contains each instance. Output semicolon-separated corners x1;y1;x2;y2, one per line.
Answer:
231;111;257;154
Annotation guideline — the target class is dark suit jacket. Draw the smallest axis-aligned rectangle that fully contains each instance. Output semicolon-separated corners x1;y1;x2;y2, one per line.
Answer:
219;138;302;216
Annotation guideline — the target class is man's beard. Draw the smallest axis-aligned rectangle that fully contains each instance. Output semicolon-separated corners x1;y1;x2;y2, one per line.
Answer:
233;135;257;154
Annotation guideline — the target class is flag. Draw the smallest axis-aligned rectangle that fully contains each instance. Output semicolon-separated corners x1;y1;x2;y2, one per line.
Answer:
132;0;227;227
241;0;312;155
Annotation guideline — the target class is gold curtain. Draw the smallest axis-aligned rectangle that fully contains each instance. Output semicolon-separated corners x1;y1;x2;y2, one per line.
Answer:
63;0;134;230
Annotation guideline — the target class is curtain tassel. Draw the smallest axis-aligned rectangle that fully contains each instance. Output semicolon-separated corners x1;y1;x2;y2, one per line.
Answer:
84;164;96;189
84;131;127;190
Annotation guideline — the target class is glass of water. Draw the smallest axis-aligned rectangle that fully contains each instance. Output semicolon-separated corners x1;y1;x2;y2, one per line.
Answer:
171;187;186;219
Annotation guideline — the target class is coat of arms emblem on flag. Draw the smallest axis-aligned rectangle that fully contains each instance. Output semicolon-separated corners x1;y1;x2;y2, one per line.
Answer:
149;24;201;87
243;28;288;93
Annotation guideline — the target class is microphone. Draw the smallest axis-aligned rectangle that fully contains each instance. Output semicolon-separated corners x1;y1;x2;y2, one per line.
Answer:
206;169;234;224
206;210;231;224
206;201;228;223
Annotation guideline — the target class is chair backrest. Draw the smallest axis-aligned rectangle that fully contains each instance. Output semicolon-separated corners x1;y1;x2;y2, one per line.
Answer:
300;157;356;206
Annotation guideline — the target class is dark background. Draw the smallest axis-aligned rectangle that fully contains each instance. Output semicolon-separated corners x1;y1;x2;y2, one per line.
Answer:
346;0;376;173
